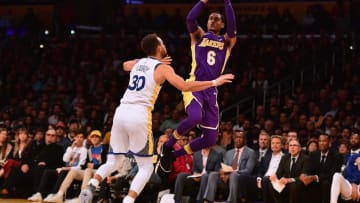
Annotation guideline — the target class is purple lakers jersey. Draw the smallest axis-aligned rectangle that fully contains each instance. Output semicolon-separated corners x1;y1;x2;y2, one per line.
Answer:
188;32;230;81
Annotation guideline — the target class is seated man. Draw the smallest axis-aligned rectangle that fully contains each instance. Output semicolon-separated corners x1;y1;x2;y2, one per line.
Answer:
28;130;87;202
269;139;308;203
330;153;360;203
43;130;110;202
300;133;343;203
203;130;256;203
173;147;222;203
237;135;284;203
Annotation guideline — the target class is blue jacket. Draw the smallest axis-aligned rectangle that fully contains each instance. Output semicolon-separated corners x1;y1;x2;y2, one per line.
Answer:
344;153;360;184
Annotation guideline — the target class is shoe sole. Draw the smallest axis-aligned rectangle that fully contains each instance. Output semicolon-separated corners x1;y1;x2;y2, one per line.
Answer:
79;189;93;203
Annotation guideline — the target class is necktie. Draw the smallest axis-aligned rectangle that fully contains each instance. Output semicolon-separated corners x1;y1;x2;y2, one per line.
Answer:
290;157;296;178
320;155;326;165
259;151;265;161
232;149;240;170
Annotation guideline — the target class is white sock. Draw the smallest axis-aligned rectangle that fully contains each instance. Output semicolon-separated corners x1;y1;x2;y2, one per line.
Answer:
122;196;135;203
88;178;99;187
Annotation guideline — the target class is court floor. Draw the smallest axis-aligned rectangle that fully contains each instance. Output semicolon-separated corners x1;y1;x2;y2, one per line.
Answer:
0;199;31;203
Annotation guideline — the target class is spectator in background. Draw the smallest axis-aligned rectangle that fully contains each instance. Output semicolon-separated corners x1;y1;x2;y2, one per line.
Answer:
237;135;284;203
173;147;222;203
48;104;63;126
55;121;69;151
27;130;86;202
0;128;45;197
338;139;349;164
204;130;257;202
305;138;318;154
330;153;360;203
23;128;64;201
343;132;360;164
300;134;342;203
43;130;108;202
168;135;193;189
159;109;181;133
0;127;13;168
269;139;308;203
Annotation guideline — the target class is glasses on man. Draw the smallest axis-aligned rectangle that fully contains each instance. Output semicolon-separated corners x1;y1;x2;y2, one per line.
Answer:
46;133;56;137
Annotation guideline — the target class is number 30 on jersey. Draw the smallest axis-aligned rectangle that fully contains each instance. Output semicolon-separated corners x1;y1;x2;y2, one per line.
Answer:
128;75;145;91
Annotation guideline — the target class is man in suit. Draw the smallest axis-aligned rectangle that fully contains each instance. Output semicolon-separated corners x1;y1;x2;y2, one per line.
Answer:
253;131;271;174
173;147;222;203
299;133;343;203
269;139;308;203
257;135;284;203
235;132;274;202
203;130;257;203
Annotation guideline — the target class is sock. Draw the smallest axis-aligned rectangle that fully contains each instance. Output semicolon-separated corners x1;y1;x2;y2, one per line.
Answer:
122;196;135;203
88;178;99;187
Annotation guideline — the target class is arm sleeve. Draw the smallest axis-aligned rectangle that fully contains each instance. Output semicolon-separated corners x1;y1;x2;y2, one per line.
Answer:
224;0;237;38
186;1;205;33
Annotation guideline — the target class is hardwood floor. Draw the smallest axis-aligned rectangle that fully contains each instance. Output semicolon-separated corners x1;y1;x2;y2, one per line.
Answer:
0;199;32;203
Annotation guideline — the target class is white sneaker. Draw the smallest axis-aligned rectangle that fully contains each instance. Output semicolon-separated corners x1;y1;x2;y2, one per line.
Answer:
79;184;96;203
44;192;63;202
27;192;43;201
43;193;54;202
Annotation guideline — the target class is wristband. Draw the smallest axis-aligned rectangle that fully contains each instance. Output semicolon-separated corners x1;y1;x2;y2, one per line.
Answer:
212;80;217;86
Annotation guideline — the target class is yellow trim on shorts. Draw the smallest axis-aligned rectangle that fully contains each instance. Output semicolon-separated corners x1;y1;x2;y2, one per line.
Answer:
147;83;161;155
184;144;193;155
173;130;182;140
147;107;154;155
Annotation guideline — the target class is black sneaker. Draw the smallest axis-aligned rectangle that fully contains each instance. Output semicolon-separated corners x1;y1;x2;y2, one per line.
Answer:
155;145;175;180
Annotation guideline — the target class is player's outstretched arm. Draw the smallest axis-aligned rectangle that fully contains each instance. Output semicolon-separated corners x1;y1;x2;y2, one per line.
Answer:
123;59;138;72
186;0;207;43
224;0;237;49
155;64;234;92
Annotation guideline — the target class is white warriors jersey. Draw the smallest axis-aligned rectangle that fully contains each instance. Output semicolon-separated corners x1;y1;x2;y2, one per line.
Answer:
120;57;162;110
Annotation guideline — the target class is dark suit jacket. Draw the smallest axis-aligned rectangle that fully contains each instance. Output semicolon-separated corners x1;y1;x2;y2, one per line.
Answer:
253;149;271;175
256;150;272;177
276;152;308;180
192;148;222;174
302;150;342;182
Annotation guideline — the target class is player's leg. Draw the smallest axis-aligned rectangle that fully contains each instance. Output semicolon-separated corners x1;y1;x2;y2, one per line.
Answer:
156;97;203;178
124;110;154;203
80;106;129;203
175;127;218;157
174;89;219;157
164;92;203;149
123;156;153;203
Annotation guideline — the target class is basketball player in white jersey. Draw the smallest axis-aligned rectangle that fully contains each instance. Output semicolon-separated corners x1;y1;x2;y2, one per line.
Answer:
79;33;234;203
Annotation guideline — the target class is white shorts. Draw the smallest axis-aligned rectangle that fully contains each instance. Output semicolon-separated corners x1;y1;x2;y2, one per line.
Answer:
109;104;154;157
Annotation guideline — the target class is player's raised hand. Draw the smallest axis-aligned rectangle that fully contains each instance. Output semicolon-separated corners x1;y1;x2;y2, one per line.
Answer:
213;73;234;86
160;56;172;65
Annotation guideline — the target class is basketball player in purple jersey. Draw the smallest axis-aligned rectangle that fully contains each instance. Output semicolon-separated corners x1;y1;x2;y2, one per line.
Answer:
156;0;237;176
